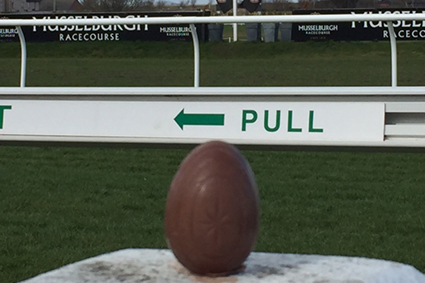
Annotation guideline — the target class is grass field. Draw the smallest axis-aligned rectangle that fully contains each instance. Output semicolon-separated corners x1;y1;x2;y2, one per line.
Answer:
2;40;425;87
1;40;425;282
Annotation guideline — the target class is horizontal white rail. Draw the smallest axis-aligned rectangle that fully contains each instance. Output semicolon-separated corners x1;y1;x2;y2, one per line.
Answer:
0;86;425;150
2;13;425;26
1;86;425;96
2;136;425;150
385;124;425;137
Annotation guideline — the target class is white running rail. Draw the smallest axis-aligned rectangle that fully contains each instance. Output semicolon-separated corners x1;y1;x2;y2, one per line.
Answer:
1;14;425;150
3;13;425;87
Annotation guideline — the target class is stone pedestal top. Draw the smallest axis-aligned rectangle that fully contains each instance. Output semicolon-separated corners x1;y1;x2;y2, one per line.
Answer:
21;249;425;283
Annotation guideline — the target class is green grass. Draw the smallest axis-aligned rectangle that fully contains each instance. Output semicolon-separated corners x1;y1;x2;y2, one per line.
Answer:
2;40;425;87
0;56;395;87
222;24;248;41
0;147;178;282
1;41;425;282
1;147;425;282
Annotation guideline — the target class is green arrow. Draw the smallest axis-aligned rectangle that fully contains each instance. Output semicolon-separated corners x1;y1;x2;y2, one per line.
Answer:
174;109;225;130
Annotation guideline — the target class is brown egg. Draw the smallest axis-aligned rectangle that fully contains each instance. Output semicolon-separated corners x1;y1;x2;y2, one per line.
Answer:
164;140;260;277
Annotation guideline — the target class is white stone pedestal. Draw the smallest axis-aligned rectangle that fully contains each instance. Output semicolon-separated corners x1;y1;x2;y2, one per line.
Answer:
21;249;425;283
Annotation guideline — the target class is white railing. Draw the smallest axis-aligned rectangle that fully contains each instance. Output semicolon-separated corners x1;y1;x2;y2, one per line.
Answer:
3;13;425;87
1;13;425;150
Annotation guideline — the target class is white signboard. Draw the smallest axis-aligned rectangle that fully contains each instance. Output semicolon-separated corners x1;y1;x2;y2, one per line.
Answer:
0;101;385;143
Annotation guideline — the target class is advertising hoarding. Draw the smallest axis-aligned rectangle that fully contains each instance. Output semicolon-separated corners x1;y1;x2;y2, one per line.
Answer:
0;11;210;42
292;8;425;41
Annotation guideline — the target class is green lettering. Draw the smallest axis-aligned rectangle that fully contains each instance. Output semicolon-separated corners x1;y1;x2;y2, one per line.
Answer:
0;105;12;129
309;110;323;133
287;110;302;132
264;110;281;132
242;110;257;131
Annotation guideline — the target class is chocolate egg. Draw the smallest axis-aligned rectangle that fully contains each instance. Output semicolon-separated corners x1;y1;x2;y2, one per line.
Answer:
164;140;260;276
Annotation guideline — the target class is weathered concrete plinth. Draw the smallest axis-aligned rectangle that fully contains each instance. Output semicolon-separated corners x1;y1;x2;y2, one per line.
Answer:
21;249;425;283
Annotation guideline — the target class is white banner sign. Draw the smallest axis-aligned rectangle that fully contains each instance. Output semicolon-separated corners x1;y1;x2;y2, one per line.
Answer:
0;101;385;143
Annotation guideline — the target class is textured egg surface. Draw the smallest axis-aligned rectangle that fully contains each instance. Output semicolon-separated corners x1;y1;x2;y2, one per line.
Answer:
164;140;259;276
